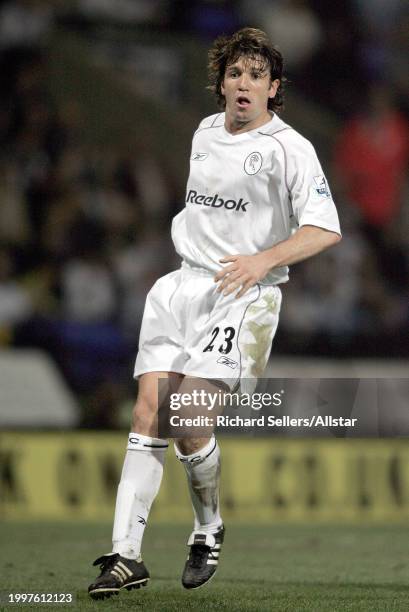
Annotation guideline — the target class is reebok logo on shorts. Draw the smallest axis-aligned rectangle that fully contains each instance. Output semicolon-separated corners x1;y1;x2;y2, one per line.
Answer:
217;356;238;369
186;190;250;212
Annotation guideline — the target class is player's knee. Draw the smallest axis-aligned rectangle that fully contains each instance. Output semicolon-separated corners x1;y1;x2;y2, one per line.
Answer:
131;393;159;433
176;437;213;456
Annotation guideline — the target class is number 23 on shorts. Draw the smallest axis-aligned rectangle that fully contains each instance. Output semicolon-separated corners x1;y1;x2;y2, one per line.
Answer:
203;326;236;355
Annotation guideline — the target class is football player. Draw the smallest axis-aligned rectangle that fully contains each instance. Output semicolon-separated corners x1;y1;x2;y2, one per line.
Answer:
88;27;341;599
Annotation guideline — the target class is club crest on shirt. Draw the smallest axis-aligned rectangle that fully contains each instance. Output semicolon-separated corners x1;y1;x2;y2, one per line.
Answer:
244;152;263;175
191;152;209;161
313;175;331;197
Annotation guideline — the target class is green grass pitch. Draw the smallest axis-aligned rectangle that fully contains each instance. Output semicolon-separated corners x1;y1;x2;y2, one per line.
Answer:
1;522;408;611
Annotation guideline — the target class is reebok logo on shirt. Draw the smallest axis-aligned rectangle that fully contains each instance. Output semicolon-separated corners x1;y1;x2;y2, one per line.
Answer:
191;152;209;161
186;190;250;212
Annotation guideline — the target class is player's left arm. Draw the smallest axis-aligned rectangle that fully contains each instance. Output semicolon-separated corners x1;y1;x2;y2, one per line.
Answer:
215;224;341;298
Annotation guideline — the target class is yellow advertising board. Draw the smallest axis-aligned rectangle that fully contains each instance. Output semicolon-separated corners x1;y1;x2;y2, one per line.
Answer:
1;433;409;522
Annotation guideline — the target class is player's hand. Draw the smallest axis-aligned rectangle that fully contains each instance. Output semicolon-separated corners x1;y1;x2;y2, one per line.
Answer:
214;253;270;298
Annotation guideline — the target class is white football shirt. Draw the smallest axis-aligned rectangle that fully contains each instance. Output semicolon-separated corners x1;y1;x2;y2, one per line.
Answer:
171;112;341;285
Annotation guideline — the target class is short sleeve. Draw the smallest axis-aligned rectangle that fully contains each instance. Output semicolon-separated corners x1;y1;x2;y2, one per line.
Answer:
286;137;341;235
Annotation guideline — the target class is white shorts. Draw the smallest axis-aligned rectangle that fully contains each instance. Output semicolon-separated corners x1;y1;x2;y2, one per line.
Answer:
134;264;282;389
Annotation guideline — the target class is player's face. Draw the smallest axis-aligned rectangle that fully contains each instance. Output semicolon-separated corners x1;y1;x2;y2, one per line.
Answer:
221;55;280;133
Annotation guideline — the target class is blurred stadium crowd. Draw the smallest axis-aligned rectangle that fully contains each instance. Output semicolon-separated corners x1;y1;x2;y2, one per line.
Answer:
0;0;408;426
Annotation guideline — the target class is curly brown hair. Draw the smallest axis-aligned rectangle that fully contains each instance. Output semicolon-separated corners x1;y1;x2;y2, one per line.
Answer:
207;28;285;114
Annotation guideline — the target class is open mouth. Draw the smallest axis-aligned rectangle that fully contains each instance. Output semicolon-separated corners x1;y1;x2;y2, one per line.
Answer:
236;96;251;108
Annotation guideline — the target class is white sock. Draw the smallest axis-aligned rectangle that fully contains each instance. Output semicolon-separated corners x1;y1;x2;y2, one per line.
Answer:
175;436;222;534
112;432;168;559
